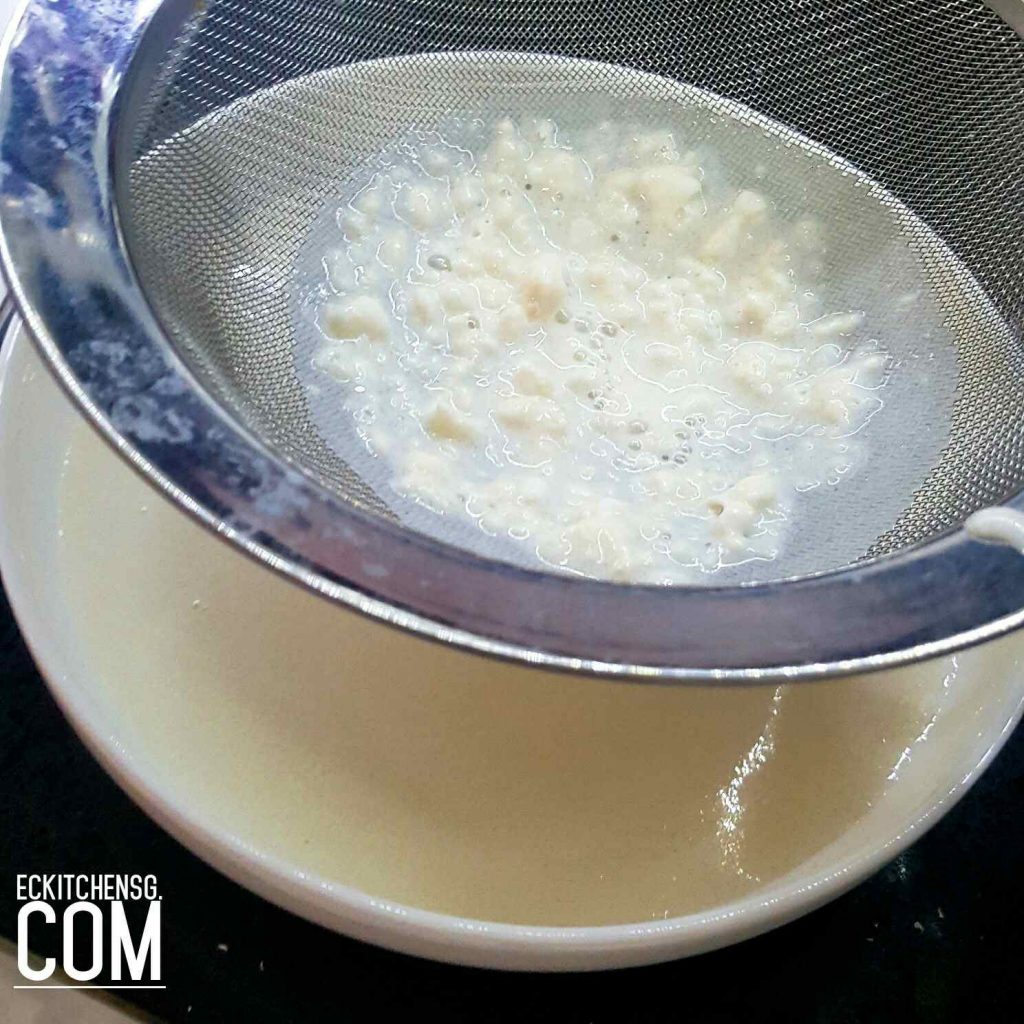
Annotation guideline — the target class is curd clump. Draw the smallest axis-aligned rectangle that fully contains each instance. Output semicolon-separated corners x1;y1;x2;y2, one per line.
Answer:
314;118;888;582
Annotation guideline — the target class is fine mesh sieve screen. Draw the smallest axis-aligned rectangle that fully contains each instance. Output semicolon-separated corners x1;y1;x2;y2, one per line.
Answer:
120;0;1024;583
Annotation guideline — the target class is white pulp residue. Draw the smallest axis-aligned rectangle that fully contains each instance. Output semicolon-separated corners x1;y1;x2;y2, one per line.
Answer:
965;507;1024;555
312;118;890;583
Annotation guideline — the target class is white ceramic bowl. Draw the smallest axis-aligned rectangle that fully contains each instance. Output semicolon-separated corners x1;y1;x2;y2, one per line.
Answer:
3;321;1024;972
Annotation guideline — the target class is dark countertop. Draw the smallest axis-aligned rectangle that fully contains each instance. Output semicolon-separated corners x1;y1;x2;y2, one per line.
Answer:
2;578;1023;1022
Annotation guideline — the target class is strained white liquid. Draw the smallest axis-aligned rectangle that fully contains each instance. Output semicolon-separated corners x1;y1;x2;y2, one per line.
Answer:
53;414;1017;927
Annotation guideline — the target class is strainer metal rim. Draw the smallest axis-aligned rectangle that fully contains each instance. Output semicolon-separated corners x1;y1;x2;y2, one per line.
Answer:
2;0;1024;683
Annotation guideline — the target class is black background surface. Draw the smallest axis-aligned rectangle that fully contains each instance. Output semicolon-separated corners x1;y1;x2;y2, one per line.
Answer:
2;580;1023;1023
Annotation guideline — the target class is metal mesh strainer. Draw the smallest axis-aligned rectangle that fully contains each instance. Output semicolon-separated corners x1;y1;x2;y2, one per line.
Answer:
124;0;1024;573
2;0;1024;679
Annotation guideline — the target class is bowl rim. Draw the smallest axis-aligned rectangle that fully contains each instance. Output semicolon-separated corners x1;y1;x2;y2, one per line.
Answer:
3;324;1024;971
